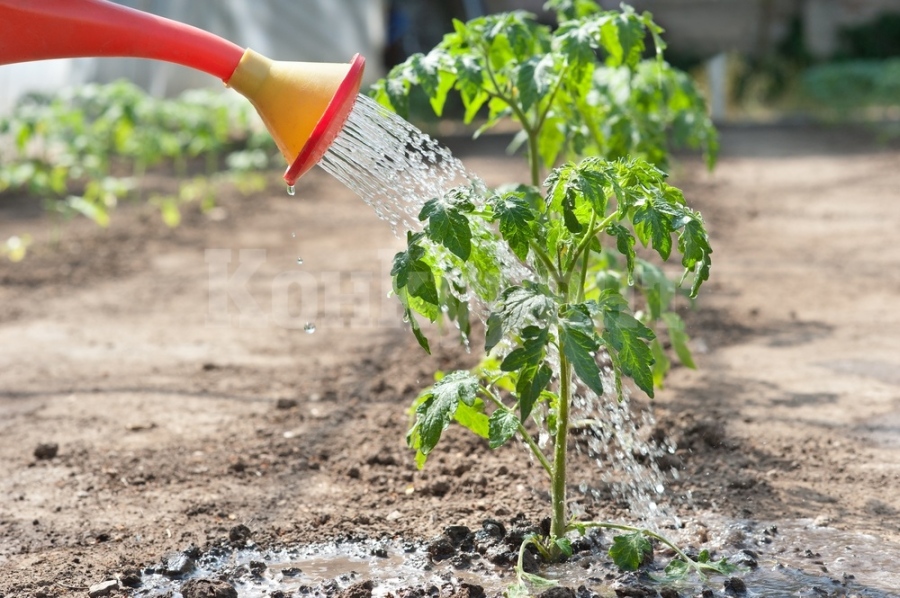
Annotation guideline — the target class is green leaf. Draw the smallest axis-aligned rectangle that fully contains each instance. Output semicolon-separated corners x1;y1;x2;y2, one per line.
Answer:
606;224;635;284
677;215;712;298
496;284;556;337
412;371;480;457
559;306;604;396
662;312;695;368
516;363;552;420
455;400;489;439
632;196;676;260
419;198;472;261
517;55;556;113
649;337;670;388
491;193;535;261
609;532;652;571
489;409;519;449
406;309;431;354
555;537;574;557
600;9;645;68
485;312;504;353
500;326;548;372
597;291;656;397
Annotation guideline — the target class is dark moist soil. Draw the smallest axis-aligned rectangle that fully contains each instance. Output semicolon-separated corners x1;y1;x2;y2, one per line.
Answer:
1;125;900;597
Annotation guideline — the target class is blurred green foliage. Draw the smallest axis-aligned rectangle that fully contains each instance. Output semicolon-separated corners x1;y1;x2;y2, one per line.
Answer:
0;80;278;258
803;59;900;115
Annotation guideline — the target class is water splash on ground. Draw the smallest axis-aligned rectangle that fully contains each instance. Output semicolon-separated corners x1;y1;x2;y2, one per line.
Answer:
134;519;900;597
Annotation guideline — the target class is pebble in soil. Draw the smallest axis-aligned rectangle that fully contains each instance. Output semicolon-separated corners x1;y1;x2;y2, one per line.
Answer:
128;516;900;598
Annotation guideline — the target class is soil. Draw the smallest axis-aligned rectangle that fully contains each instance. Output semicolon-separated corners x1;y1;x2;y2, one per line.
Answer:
1;124;899;597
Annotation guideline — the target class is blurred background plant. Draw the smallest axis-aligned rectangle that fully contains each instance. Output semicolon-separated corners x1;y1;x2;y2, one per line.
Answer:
0;80;276;258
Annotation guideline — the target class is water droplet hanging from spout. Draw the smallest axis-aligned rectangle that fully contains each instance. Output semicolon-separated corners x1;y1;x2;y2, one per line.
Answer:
287;185;295;196
303;322;316;334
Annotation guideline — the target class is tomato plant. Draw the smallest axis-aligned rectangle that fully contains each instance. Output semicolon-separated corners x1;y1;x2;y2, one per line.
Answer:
372;0;734;587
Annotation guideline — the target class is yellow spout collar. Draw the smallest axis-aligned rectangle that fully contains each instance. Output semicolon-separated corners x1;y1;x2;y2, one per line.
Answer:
226;49;351;166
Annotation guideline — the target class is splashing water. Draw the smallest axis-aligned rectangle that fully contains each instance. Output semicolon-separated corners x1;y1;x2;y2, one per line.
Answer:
319;93;676;526
319;95;483;234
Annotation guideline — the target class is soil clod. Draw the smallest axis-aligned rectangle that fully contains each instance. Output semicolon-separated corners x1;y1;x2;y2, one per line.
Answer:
538;586;576;598
276;398;298;410
33;443;58;460
87;580;118;598
427;536;456;562
228;524;252;545
337;580;374;598
180;578;238;598
162;551;197;578
723;576;747;594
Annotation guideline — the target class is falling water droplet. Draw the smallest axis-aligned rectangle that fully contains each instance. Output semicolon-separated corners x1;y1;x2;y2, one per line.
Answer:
296;257;304;265
303;322;316;334
291;232;296;238
287;185;295;196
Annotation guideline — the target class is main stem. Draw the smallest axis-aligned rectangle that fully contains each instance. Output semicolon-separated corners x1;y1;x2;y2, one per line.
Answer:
550;351;571;548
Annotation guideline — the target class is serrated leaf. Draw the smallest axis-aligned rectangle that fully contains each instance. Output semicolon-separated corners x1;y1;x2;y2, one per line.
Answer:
497;284;556;337
609;532;652;571
413;371;480;457
606;223;635;284
492;193;535;261
600;10;645;68
633;197;675;260
419;198;472;261
598;291;656;397
455;400;489;439
516;363;552;421
700;556;738;575
559;306;603;396
500;326;548;372
517;55;556;113
489;409;519;449
678;216;712;298
384;75;410;119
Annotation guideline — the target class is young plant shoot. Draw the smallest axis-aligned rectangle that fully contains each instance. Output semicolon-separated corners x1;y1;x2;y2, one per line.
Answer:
373;0;734;588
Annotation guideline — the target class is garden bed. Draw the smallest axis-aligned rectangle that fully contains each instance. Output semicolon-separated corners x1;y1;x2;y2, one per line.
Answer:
1;125;899;597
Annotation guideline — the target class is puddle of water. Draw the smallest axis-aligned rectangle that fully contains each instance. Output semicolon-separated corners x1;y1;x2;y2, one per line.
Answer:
134;519;900;597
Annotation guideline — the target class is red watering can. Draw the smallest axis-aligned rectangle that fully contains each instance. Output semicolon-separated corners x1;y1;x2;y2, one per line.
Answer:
0;0;366;185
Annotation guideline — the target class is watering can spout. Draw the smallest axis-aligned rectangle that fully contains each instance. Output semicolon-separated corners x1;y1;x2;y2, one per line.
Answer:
227;50;366;185
0;0;365;185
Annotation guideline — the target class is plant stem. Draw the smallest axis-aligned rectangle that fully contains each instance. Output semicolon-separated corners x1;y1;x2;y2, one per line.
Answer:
518;421;553;476
530;240;563;286
480;387;553;477
550;352;572;550
527;129;541;188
